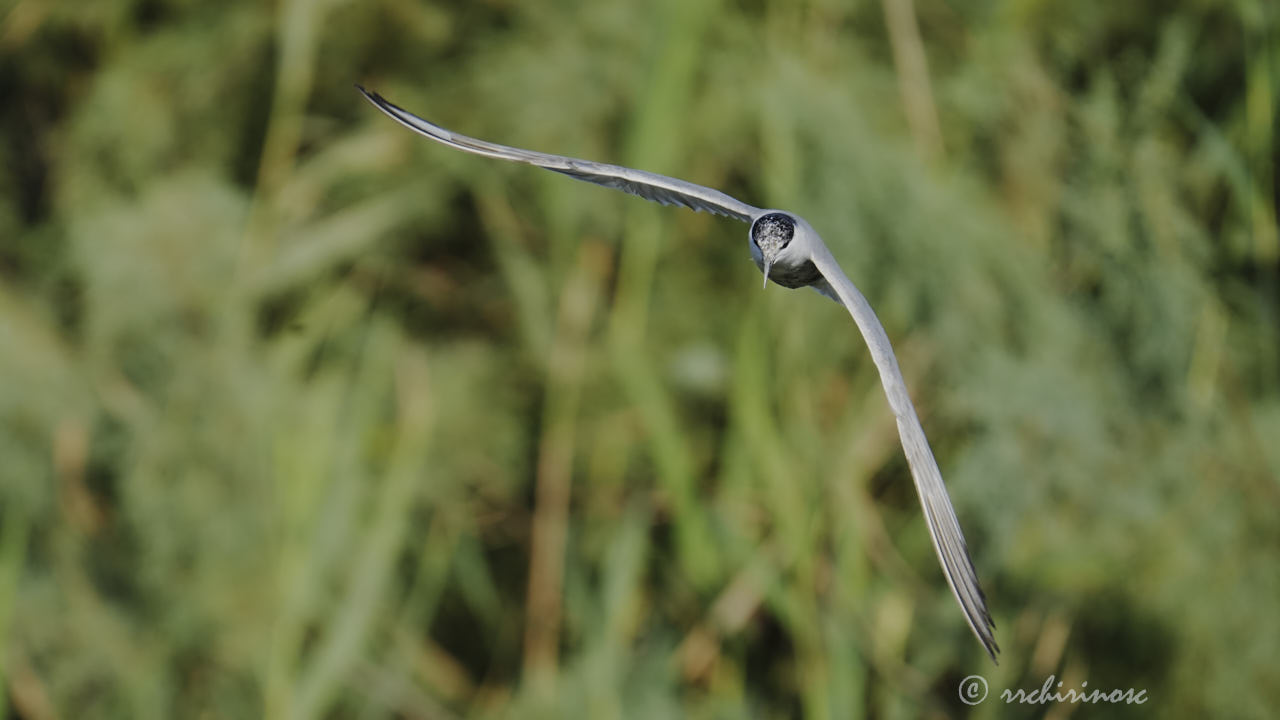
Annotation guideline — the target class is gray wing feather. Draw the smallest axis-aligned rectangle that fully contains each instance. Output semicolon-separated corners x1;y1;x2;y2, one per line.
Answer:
357;86;759;223
809;246;1000;662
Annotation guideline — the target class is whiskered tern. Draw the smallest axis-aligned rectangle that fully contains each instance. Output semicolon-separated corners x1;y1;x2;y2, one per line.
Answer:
357;85;998;662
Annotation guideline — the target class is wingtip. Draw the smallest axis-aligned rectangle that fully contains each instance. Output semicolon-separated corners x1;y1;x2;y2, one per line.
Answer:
982;625;1001;664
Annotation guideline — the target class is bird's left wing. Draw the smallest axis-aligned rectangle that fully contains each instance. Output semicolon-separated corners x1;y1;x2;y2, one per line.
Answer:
357;86;760;223
808;244;1000;662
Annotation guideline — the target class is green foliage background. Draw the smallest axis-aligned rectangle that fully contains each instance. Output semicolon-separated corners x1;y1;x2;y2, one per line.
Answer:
2;0;1278;717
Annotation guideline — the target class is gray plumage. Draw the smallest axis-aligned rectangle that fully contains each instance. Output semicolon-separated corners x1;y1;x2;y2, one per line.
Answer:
357;85;998;662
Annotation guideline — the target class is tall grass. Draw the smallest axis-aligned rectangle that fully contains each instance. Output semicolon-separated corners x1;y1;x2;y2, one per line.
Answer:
1;0;1277;717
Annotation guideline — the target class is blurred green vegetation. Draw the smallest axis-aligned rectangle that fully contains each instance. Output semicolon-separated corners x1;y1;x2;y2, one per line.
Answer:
2;0;1278;717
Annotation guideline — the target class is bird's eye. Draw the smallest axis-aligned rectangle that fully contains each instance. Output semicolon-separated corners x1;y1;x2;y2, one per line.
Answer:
751;213;796;248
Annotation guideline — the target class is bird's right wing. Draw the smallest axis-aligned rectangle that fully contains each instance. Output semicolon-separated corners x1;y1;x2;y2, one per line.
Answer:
809;244;1000;662
357;86;760;223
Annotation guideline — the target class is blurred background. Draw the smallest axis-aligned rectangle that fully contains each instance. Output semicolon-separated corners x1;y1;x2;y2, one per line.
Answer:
2;0;1278;717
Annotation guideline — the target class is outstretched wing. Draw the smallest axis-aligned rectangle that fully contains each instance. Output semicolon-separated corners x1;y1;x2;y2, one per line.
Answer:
357;86;760;223
809;245;1000;662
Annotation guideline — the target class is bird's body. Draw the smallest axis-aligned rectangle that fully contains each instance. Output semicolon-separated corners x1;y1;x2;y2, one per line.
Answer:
748;212;827;291
357;86;999;662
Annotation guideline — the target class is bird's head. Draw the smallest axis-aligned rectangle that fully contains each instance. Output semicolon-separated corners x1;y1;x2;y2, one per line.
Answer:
750;212;797;289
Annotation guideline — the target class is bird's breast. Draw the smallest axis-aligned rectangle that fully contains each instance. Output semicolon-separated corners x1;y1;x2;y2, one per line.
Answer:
754;256;823;289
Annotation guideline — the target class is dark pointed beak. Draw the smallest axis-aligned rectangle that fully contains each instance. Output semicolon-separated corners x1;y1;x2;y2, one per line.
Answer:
761;249;776;290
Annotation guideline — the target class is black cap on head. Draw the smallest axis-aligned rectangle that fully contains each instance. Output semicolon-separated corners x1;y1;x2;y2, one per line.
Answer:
751;213;795;249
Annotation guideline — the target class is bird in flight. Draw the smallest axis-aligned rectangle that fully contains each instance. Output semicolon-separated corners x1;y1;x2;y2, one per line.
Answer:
357;85;998;662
